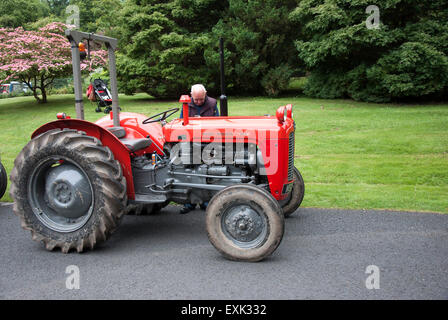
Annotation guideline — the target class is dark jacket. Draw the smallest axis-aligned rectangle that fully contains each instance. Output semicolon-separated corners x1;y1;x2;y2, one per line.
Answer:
180;96;219;118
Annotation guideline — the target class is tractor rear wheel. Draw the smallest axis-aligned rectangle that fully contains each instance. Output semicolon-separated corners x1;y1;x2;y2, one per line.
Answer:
206;184;284;262
281;167;305;217
0;161;7;199
9;129;127;253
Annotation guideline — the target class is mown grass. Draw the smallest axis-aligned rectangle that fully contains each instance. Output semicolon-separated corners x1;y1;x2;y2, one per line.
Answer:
0;93;447;213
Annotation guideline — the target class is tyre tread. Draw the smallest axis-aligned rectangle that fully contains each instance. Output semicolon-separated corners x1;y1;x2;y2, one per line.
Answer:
9;129;127;253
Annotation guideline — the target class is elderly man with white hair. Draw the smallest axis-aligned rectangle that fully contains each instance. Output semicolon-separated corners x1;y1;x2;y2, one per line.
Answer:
180;84;220;118
179;84;220;214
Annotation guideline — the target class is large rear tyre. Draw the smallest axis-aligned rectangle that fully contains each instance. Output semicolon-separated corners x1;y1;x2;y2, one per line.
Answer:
9;129;127;253
206;184;284;262
281;167;305;217
0;161;7;199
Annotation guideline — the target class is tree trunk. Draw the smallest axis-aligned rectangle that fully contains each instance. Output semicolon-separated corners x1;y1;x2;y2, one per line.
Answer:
20;76;42;104
32;88;42;103
32;75;49;104
39;75;47;104
41;87;47;103
23;75;52;104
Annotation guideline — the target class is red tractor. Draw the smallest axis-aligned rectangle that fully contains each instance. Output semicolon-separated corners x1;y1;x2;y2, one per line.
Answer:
9;31;304;262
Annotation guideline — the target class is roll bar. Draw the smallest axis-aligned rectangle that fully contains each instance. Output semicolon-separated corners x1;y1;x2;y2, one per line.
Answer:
65;29;121;127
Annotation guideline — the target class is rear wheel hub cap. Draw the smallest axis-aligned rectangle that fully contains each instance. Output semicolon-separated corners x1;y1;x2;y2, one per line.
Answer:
45;164;92;219
28;157;94;233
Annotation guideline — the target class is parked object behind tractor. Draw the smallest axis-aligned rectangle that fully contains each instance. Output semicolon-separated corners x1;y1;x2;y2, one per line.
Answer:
0;158;7;200
86;78;114;114
9;31;305;262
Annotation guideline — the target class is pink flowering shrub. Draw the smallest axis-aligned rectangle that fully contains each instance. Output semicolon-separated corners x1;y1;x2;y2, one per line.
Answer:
0;22;107;103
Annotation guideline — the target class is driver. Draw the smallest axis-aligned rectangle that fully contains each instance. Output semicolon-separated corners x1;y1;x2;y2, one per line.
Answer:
179;84;220;214
180;84;219;118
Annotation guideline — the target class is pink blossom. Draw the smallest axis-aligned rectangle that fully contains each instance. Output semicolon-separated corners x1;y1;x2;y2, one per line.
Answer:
0;22;108;87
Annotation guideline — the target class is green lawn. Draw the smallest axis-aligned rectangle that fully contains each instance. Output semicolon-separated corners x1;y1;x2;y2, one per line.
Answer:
1;94;447;213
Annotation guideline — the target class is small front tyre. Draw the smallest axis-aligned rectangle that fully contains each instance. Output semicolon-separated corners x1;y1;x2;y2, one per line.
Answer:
206;184;284;262
280;167;305;217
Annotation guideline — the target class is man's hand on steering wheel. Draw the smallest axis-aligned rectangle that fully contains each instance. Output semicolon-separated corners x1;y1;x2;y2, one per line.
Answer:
143;108;179;124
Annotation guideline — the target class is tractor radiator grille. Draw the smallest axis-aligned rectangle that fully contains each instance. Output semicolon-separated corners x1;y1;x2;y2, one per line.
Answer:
288;131;295;181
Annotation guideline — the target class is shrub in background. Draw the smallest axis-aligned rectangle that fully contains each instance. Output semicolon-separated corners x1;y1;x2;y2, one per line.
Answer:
292;0;448;102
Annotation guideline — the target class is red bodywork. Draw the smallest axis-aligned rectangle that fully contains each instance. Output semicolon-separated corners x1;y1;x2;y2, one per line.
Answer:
32;107;294;201
163;116;295;200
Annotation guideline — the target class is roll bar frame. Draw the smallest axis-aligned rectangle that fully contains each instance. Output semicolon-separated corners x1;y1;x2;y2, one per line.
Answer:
65;29;121;127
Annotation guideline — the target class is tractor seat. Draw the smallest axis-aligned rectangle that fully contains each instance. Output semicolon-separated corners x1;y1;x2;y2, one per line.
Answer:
107;127;151;152
107;127;126;139
119;138;152;152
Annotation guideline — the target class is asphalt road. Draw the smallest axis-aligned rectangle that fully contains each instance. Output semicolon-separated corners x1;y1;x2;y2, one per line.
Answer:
0;202;447;300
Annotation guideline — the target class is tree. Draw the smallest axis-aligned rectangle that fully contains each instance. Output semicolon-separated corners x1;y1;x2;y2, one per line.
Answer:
0;22;107;103
117;0;226;98
27;15;65;31
0;0;49;28
291;0;448;102
43;0;71;17
67;0;124;37
117;0;301;98
206;0;300;96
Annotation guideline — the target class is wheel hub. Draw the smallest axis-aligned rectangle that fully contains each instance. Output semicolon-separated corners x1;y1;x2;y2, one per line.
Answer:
223;206;265;243
55;182;72;204
45;163;92;219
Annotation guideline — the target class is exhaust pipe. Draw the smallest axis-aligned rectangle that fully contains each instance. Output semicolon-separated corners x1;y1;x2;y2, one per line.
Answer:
219;38;228;117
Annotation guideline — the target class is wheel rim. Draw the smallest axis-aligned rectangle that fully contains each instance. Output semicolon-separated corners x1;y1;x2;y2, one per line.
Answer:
28;156;94;233
221;204;268;249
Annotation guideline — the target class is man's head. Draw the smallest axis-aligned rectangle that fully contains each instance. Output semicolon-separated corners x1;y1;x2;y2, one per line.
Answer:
191;84;207;106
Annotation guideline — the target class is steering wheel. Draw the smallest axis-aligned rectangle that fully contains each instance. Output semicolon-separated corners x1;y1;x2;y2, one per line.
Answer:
143;108;180;124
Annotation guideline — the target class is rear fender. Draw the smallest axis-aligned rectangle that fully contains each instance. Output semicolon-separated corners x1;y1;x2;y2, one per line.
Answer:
32;119;135;200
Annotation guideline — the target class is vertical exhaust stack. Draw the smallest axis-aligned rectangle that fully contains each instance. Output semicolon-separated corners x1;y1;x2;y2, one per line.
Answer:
219;38;228;117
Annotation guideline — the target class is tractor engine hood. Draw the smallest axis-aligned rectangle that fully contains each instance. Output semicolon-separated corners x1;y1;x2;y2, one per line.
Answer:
163;116;295;144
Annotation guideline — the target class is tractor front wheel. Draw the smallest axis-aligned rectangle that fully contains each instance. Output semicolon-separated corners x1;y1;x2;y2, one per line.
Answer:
280;167;305;217
9;129;127;253
206;184;284;262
